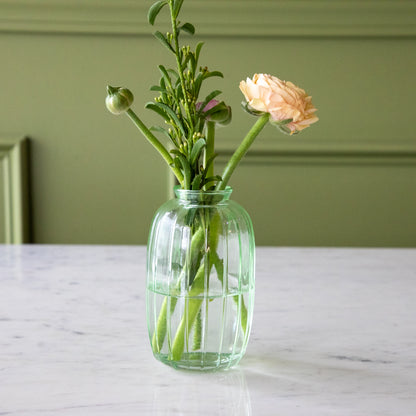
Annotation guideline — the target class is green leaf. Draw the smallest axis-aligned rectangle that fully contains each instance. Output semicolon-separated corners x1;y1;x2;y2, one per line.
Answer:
211;252;224;284
151;126;179;147
203;70;224;80
180;22;195;35
194;73;203;97
203;153;218;175
147;102;187;138
193;73;204;97
150;85;168;93
198;90;222;114
158;65;173;89
167;69;179;80
195;42;204;65
236;296;248;334
176;153;191;189
194;118;203;134
170;157;182;174
189;54;197;75
153;31;174;53
191;174;203;190
158;103;187;138
150;125;171;140
203;175;222;187
182;52;195;73
194;70;223;98
190;138;206;167
159;78;168;102
172;0;184;18
147;1;167;25
145;102;170;122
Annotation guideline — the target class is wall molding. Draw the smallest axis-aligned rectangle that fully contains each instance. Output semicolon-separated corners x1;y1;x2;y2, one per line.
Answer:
0;0;415;37
0;137;30;244
216;139;416;166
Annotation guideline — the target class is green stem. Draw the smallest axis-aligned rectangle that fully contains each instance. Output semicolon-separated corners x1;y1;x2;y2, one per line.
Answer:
152;206;248;361
204;121;215;187
170;212;221;360
151;227;205;352
152;296;178;352
211;250;248;335
171;265;205;360
216;113;269;190
126;108;184;186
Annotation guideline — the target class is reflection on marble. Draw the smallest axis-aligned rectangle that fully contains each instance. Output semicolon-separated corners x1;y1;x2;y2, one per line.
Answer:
0;245;415;415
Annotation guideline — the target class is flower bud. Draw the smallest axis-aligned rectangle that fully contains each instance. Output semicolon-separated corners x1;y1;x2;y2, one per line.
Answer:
197;99;232;126
209;102;232;126
105;85;134;115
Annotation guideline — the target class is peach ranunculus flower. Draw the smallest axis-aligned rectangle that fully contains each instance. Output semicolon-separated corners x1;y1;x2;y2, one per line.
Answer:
240;73;318;134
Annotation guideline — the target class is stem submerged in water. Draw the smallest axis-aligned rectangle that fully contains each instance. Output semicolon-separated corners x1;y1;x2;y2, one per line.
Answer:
151;211;224;361
151;227;205;353
171;263;206;360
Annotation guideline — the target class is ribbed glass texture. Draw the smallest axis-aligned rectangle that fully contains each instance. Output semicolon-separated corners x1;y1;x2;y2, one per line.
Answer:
146;187;255;371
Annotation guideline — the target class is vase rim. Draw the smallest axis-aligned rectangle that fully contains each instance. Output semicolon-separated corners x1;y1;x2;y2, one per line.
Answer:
174;186;233;203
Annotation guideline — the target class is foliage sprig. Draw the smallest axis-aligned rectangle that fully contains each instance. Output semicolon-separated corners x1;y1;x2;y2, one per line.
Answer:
144;0;228;190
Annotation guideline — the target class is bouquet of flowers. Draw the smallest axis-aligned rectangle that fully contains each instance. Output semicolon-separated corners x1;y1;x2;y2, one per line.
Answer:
106;0;318;370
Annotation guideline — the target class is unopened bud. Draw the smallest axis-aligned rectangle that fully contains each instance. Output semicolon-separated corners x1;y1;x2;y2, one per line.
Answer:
105;85;134;115
196;99;232;126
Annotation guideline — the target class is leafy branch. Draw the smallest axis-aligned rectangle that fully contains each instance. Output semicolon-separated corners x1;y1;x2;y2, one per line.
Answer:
146;0;226;190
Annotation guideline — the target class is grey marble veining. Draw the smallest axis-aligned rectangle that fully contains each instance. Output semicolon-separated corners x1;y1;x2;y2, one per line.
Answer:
0;245;415;415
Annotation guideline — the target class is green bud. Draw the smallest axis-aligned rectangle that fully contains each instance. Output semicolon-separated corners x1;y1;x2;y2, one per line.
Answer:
206;101;232;126
105;86;134;115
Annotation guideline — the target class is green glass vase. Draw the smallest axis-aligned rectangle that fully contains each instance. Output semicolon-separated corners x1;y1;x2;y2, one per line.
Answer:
146;186;255;371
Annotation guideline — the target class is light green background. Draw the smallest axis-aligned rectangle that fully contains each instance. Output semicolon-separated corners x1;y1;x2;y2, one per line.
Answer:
0;0;415;246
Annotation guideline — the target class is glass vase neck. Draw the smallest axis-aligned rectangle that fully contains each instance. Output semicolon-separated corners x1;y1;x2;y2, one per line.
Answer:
174;186;233;205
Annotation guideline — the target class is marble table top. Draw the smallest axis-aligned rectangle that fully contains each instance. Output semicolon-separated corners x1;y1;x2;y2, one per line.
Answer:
0;244;415;415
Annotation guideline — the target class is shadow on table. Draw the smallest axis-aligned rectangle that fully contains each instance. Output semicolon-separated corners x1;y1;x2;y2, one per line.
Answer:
151;367;252;415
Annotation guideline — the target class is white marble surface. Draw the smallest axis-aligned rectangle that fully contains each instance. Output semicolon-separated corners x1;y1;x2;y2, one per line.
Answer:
0;245;415;415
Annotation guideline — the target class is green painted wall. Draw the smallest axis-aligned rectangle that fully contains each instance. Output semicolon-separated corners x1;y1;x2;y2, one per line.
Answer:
0;1;415;246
